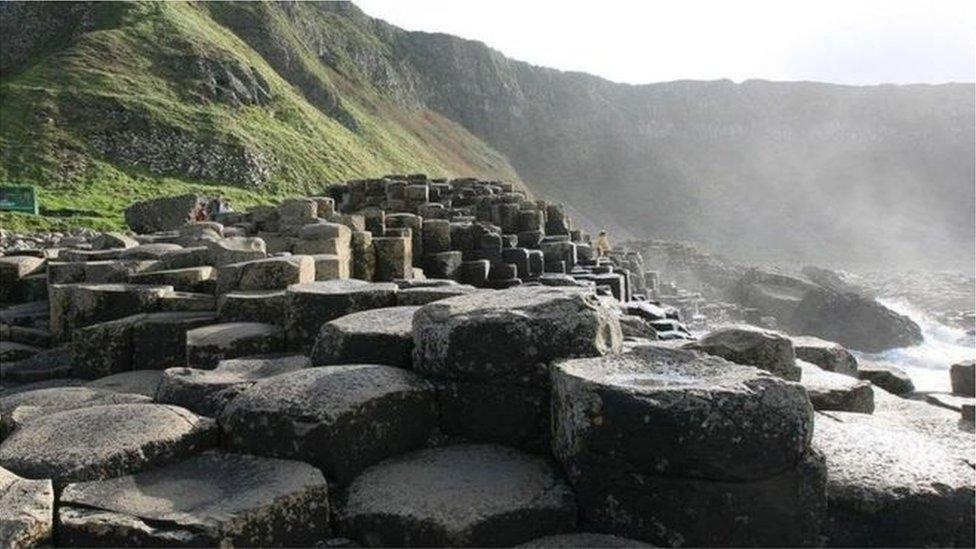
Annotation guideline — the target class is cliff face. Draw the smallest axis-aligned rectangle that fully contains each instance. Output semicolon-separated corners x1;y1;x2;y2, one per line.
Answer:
2;1;973;272
305;2;974;270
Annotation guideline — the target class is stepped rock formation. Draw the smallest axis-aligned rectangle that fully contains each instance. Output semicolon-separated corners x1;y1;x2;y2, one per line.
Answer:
2;186;973;547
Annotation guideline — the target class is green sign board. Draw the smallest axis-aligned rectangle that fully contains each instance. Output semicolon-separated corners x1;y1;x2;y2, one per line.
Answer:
0;185;39;215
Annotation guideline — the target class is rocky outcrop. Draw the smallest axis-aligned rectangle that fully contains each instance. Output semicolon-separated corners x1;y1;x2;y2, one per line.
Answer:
551;345;822;546
791;289;923;353
124;195;203;234
734;269;923;352
691;325;801;381
2;189;971;548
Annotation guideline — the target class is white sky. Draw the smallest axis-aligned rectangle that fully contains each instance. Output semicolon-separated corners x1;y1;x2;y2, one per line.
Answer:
354;0;976;85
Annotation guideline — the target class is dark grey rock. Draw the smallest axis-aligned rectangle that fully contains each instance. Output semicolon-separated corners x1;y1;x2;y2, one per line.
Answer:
220;365;435;484
0;378;85;399
129;266;216;292
204;237;267;267
413;286;621;379
618;314;658;340
799;361;874;413
217;289;288;325
691;325;800;381
156;354;309;416
792;335;859;377
131;312;219;370
1;386;151;435
87;370;165;398
50;283;172;342
0;345;72;383
570;450;826;547
412;286;621;448
284;280;398;351
733;269;923;352
0;403;216;488
396;285;480;306
72;312;216;378
858;361;915;395
518;534;651;547
312;306;418;368
118;243;184;260
158;291;216;313
552;345;813;482
0;342;40;363
215;255;314;293
58;451;329;547
552;344;822;546
186;322;284;368
339;444;576;547
950;358;975;396
124;194;201;233
791;289;923;353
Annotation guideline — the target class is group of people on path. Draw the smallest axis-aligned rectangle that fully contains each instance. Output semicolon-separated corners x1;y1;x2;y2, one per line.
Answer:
194;196;231;222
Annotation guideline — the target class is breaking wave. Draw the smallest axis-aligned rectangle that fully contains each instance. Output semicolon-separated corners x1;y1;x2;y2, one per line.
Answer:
853;298;975;392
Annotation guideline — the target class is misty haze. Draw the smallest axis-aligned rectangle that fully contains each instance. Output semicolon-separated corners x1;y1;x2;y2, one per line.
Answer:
0;1;973;548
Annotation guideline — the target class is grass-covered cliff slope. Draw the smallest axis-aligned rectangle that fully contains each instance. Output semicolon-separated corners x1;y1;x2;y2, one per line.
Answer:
0;1;517;230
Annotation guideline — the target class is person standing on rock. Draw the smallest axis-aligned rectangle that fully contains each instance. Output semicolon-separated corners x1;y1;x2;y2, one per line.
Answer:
595;230;612;257
194;202;207;222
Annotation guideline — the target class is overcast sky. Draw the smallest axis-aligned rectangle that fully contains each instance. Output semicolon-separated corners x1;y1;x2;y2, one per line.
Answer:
354;0;976;85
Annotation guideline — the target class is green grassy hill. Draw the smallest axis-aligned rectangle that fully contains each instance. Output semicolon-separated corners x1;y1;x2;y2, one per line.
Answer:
0;1;517;231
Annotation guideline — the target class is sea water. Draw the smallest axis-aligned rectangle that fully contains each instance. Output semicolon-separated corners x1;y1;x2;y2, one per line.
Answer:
853;298;976;393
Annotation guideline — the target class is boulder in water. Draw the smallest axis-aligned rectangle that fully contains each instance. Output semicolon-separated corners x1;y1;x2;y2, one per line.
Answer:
732;269;922;352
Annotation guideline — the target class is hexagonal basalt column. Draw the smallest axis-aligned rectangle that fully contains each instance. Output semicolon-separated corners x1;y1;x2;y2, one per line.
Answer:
551;344;823;546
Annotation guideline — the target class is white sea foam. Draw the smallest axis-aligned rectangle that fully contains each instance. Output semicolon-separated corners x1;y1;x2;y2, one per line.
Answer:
853;298;976;392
